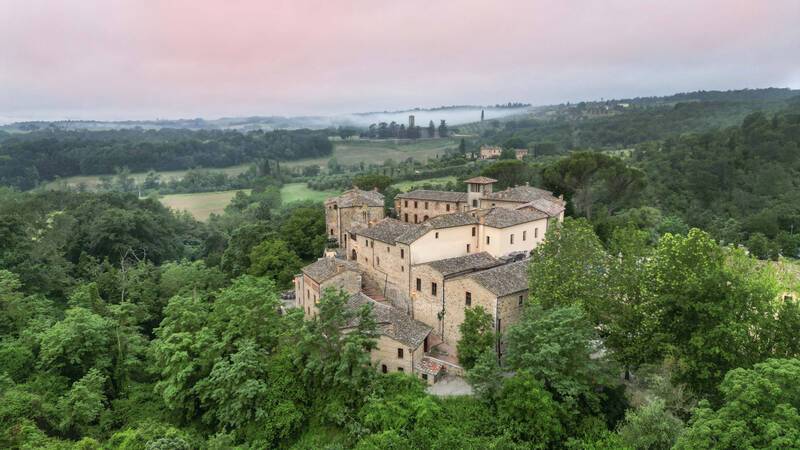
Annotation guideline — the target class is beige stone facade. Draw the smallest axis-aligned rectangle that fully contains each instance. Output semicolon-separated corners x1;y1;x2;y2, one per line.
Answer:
479;145;502;160
294;179;566;382
325;188;385;247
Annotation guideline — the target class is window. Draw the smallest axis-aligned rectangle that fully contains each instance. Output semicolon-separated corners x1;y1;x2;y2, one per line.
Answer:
518;295;524;306
471;227;476;236
370;240;374;248
535;228;538;238
376;257;380;266
400;249;405;259
404;213;408;222
404;200;408;207
435;232;439;239
397;348;404;359
365;239;368;246
510;234;514;244
423;215;429;221
387;246;390;253
401;266;404;272
416;278;422;291
472;199;478;207
306;289;310;299
424;202;429;209
486;236;491;245
414;201;418;208
446;204;450;212
381;364;387;373
398;367;404;372
422;373;428;381
466;244;470;252
330;228;334;235
414;214;418;223
431;282;438;296
523;230;527;241
465;291;472;307
491;203;496;206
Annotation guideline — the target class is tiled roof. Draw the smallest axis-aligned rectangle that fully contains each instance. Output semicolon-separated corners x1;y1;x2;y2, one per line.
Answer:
516;197;566;218
396;212;479;244
482;185;558;203
327;188;384;208
478;207;548;228
346;293;431;349
395;190;468;203
464;260;529;297
357;218;421;244
416;357;445;376
301;257;359;282
422;252;501;277
464;176;498;184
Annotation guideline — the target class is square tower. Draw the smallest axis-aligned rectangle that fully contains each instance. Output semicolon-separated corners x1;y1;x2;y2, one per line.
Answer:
464;176;497;209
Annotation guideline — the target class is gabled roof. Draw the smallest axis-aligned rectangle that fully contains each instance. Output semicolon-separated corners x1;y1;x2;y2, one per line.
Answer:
356;218;421;244
327;188;384;208
346;293;431;349
482;184;558;203
301;257;359;283
464;176;498;184
477;207;548;228
395;190;468;203
396;212;479;244
463;260;529;297
516;197;566;218
421;252;501;277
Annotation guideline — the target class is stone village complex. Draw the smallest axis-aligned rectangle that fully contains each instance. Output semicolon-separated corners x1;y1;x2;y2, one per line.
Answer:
294;177;566;384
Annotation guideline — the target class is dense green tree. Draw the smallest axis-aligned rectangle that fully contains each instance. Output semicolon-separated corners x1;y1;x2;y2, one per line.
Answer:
676;358;800;449
499;148;516;159
480;159;536;190
496;371;563;445
457;306;495;370
56;368;108;434
248;239;302;287
527;218;609;318
617;399;684;450
352;174;394;192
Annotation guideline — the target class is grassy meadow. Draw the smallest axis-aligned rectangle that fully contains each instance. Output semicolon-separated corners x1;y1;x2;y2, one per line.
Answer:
283;138;459;169
158;183;342;221
159;190;250;221
391;176;457;192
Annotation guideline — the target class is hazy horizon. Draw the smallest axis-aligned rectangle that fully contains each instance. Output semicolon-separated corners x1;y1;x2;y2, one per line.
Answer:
2;0;799;123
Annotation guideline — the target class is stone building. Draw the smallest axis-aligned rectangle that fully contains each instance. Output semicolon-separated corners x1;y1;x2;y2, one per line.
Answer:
479;145;503;160
295;178;566;382
345;293;444;384
325;188;385;248
440;260;529;355
294;256;361;318
514;148;528;160
395;190;469;223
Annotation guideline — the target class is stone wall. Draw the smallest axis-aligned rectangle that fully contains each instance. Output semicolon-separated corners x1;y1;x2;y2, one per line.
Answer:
326;204;385;247
372;335;417;374
440;277;496;347
395;198;467;223
409;264;446;336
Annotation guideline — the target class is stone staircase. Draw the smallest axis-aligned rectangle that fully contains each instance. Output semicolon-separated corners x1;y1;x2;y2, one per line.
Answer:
361;275;386;302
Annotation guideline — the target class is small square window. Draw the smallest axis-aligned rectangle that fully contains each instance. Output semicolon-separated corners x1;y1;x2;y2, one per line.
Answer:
535;228;539;238
404;200;408;207
382;364;388;373
425;202;429;209
398;367;404;372
422;373;428;381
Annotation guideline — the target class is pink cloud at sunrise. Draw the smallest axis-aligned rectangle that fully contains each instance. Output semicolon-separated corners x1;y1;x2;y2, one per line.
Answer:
1;0;798;121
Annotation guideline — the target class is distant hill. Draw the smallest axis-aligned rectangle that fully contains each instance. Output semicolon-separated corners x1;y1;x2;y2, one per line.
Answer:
469;87;800;153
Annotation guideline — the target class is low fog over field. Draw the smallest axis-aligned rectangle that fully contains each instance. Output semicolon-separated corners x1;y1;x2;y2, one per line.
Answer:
0;105;532;131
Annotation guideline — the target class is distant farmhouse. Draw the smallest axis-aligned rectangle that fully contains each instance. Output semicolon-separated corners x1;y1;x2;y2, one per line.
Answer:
479;145;528;160
294;178;565;384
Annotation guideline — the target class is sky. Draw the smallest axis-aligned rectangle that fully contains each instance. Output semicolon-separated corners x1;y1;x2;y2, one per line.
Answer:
1;0;799;122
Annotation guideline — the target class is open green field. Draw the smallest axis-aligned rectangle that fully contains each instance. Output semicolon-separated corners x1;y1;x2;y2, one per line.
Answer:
159;189;250;221
45;164;252;190
280;183;341;203
283;138;459;169
158;183;341;221
391;176;458;192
